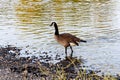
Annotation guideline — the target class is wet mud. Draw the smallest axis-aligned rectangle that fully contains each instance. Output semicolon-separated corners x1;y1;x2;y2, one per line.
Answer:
0;45;119;80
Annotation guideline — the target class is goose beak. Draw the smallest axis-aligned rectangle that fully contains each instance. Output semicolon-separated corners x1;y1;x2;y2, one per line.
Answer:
50;24;52;26
50;22;55;26
50;22;53;26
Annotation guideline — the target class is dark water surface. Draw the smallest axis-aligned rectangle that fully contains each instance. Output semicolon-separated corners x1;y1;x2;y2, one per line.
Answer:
0;0;120;74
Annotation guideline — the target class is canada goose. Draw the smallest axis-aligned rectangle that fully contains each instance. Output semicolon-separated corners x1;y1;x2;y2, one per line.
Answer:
50;22;86;57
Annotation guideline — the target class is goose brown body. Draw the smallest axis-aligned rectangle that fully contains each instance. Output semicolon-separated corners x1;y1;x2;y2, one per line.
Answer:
55;33;80;47
50;22;86;57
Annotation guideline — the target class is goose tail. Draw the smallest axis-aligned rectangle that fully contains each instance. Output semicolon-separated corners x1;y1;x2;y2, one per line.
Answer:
80;39;87;43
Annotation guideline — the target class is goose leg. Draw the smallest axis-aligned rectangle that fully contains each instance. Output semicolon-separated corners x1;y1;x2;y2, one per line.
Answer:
70;46;73;57
65;47;67;57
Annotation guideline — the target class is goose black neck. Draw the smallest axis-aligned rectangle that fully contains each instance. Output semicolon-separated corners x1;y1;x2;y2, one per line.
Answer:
54;23;59;35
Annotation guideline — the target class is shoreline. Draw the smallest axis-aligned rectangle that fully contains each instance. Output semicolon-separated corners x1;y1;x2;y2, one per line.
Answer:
0;45;119;80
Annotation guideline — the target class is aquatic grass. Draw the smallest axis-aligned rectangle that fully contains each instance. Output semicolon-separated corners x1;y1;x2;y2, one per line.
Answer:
103;75;117;80
56;67;67;80
37;61;50;76
34;57;118;80
0;45;118;80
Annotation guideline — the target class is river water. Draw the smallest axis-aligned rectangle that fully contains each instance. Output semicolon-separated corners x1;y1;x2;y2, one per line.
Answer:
0;0;120;75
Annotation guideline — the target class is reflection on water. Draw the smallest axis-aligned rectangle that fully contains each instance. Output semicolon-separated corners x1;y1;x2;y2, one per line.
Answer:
0;0;120;74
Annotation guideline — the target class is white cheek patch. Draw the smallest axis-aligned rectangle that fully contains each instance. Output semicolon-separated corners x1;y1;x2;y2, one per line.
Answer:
70;43;76;46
